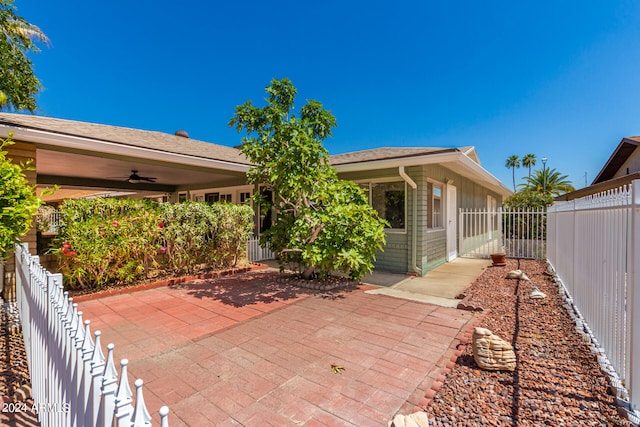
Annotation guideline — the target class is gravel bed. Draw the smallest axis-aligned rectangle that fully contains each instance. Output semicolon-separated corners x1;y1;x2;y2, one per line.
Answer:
426;258;631;426
0;300;39;426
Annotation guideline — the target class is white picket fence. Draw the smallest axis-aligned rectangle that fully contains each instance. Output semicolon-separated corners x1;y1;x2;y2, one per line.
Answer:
246;237;275;262
547;180;640;413
459;208;547;259
14;242;170;427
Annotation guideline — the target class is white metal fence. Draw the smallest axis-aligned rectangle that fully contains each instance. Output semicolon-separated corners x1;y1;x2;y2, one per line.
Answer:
14;242;170;427
547;180;640;413
459;208;547;259
246;237;276;262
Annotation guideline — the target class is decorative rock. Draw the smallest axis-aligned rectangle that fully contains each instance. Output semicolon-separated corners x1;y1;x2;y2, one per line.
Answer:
506;270;531;281
472;327;516;371
388;411;429;427
530;286;547;299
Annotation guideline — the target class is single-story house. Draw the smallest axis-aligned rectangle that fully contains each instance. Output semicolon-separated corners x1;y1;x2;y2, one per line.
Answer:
555;136;640;201
0;112;510;287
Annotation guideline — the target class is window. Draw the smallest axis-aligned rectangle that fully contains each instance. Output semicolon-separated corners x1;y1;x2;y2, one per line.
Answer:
369;181;406;230
240;191;251;204
427;181;443;229
178;192;188;202
205;192;232;203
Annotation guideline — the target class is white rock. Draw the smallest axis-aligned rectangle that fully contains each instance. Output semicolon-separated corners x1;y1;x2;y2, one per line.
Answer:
530;286;547;299
506;270;531;281
388;412;429;427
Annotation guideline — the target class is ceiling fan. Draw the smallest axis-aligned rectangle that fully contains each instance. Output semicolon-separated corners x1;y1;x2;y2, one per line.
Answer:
126;170;156;184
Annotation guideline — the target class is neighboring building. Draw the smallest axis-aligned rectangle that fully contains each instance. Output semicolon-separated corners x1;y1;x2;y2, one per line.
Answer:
0;113;510;281
555;136;640;202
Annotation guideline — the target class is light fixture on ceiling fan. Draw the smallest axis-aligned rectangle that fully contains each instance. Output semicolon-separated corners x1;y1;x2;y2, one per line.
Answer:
127;170;156;184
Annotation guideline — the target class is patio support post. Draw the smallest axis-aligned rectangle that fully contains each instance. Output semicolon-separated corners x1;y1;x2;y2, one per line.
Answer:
399;166;422;276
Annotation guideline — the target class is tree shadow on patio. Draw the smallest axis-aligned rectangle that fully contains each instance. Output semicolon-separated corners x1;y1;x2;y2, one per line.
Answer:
170;270;360;307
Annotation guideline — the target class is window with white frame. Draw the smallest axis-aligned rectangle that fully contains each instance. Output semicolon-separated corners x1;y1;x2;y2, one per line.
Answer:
205;192;232;203
361;181;406;231
240;191;251;204
427;181;443;229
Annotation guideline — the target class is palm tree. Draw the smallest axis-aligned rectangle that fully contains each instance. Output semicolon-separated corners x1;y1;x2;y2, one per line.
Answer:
521;154;537;181
522;168;575;196
505;155;520;191
0;1;49;110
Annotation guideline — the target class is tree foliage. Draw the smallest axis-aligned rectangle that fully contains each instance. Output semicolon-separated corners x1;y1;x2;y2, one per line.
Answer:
505;155;520;192
521;153;536;180
230;78;387;280
520;167;575;196
0;133;41;258
503;190;553;210
0;0;49;111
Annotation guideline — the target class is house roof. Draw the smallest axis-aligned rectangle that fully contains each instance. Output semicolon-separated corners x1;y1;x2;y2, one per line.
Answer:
592;136;640;184
0;113;251;167
331;146;511;197
330;147;458;165
0;113;510;196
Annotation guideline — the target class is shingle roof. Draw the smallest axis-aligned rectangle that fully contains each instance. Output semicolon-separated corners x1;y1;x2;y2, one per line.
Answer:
329;147;462;165
0;113;251;166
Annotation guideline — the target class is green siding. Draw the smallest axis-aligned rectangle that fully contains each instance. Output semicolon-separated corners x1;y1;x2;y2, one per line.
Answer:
337;163;504;275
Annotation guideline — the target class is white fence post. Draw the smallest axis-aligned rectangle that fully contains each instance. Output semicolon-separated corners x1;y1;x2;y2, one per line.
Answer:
629;180;640;411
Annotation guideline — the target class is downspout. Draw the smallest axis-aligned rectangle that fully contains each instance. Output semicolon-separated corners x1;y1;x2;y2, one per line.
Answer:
399;166;423;276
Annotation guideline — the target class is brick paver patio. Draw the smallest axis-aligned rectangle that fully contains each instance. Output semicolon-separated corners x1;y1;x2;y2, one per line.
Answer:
79;269;477;426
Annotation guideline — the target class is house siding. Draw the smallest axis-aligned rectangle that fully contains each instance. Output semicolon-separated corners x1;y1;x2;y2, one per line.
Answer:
338;163;504;275
422;164;503;270
339;167;411;273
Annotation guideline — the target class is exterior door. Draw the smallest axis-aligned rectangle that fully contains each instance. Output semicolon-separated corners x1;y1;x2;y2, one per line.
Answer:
446;184;457;261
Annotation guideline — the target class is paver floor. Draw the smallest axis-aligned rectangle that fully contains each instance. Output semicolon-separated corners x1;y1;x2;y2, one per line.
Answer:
79;269;477;426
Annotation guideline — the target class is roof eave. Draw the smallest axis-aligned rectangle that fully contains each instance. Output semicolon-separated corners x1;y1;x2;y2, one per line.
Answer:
0;124;251;173
334;151;512;197
592;137;640;184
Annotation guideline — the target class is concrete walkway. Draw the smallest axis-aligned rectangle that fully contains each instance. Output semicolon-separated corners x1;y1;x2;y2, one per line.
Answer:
363;258;491;307
79;269;478;426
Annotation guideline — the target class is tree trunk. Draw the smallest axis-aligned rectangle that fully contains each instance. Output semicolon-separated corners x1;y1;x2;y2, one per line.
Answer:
301;265;315;280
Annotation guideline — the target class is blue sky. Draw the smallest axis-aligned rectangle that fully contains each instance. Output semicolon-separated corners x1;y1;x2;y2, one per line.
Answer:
16;1;640;190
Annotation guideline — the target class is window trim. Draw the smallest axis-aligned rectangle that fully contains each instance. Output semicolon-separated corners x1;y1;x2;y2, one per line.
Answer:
427;178;445;230
357;179;407;234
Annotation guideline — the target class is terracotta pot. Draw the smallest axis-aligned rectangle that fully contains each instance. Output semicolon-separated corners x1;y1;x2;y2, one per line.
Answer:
490;253;507;267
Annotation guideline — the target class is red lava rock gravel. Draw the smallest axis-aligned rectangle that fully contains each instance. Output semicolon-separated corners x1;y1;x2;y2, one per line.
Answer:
425;258;631;426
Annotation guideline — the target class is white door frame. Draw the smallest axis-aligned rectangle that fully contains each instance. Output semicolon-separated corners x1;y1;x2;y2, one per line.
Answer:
446;184;457;262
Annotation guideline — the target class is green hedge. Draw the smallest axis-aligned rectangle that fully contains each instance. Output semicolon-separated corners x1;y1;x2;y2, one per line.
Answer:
53;198;253;290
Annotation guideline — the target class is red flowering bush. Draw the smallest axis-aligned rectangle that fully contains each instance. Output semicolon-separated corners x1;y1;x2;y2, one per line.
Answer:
54;198;253;290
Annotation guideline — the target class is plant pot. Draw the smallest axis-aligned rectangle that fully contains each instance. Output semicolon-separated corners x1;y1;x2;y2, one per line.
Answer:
490;253;506;267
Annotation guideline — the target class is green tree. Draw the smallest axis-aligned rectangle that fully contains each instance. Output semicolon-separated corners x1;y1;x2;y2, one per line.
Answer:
505;155;521;192
0;0;49;111
0;133;41;258
229;78;387;280
503;190;553;210
521;153;537;181
521;167;575;196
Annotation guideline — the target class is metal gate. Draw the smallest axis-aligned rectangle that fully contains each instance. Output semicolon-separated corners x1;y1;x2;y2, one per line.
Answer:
459;207;547;259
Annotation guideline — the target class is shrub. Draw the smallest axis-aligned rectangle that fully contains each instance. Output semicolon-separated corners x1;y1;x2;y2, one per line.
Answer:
54;198;254;290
